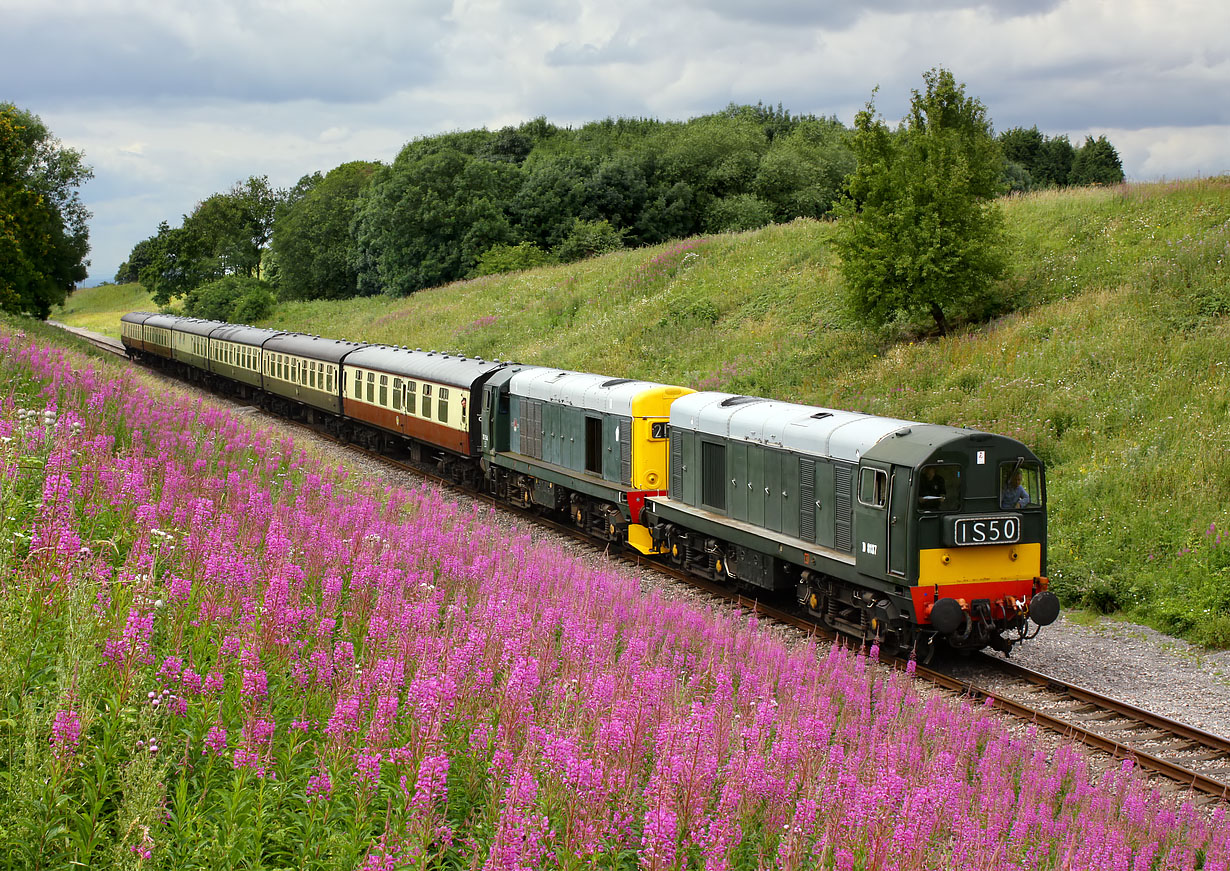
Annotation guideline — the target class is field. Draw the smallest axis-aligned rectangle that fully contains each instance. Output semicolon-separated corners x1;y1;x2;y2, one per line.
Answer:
3;321;1229;869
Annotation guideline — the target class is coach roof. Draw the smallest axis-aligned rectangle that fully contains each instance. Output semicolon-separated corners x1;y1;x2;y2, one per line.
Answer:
343;345;506;389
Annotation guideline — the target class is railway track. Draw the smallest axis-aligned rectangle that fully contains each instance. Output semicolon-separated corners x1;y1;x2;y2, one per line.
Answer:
62;324;1230;806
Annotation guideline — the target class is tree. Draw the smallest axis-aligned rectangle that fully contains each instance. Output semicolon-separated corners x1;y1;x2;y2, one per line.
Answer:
352;146;520;295
835;69;1008;335
0;103;93;318
137;220;214;305
184;175;279;279
271;162;378;300
1070;135;1125;186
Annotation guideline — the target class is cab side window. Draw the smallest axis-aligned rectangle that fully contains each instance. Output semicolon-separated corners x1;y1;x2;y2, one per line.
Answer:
858;468;887;508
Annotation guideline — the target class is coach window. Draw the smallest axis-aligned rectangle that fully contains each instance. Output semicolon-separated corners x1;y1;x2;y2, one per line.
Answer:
353;370;362;398
379;374;388;407
858;468;888;508
422;384;433;420
438;388;449;423
406;381;416;415
366;371;375;403
392;378;402;411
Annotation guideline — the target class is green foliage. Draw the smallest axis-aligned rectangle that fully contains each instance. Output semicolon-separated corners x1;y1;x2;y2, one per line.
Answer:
353;147;520;295
184;175;279;279
137;221;211;306
0;103;93;319
184;275;276;322
836;69;1009;335
554;218;625;263
704;194;774;233
1071;135;1126;186
470;241;555;277
272;161;379;300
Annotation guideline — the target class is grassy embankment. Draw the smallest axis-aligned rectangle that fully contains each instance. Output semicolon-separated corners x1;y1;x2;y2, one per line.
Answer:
59;177;1230;645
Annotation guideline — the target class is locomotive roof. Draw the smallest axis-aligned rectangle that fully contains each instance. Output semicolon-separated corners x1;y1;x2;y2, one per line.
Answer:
669;391;973;464
174;318;228;338
263;332;368;364
210;324;286;347
343;345;506;389
509;368;686;417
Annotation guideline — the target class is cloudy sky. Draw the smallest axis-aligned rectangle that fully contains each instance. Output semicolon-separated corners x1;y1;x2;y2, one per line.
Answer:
4;0;1228;286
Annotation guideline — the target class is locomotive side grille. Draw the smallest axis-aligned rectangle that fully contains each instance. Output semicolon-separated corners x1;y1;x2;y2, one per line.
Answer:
520;400;543;460
835;462;853;552
621;420;632;486
799;458;816;542
670;431;682;495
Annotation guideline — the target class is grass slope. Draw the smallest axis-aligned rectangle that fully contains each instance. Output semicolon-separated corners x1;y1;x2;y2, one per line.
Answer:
57;177;1230;645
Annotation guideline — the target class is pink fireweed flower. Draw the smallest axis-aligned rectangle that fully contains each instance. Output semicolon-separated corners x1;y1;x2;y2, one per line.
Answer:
51;708;82;762
203;726;228;757
242;669;268;703
353;748;382;792
307;768;333;802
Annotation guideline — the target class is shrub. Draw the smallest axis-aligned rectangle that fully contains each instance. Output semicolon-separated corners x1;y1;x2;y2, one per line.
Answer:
554;219;624;263
184;275;275;323
470;242;555;277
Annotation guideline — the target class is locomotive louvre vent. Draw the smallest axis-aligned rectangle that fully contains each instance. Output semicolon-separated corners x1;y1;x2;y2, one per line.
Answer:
719;395;760;407
602;378;635;388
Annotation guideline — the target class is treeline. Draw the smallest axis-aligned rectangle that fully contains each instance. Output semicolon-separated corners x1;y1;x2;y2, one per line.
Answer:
117;104;1125;318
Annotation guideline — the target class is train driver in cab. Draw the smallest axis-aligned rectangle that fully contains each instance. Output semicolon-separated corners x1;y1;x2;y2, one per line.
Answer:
1001;470;1030;510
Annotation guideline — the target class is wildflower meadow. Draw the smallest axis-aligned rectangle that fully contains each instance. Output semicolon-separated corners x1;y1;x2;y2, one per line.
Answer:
0;325;1226;870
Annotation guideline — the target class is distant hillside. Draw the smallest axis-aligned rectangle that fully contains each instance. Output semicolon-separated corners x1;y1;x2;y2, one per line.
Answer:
57;177;1230;646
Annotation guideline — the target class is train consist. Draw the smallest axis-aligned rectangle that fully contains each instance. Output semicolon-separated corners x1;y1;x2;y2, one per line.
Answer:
121;312;1059;656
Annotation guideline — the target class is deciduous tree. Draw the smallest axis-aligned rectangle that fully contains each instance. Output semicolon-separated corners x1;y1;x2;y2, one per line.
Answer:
0;103;92;318
835;69;1007;335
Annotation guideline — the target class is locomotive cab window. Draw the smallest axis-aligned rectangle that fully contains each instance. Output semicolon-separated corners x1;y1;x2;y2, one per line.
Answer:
858;467;887;508
999;461;1043;510
918;464;960;511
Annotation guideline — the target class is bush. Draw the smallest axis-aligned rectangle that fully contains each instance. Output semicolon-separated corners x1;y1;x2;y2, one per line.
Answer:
554;219;624;263
703;194;774;233
470;242;556;277
184;275;276;323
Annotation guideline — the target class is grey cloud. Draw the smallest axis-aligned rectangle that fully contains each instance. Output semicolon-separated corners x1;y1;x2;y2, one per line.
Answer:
2;2;452;105
681;0;1063;29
